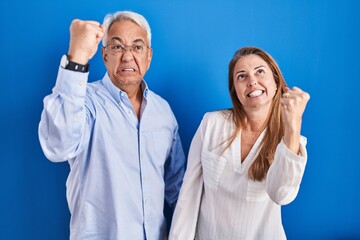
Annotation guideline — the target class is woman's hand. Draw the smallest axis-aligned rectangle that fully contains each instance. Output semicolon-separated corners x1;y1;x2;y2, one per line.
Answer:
281;86;310;154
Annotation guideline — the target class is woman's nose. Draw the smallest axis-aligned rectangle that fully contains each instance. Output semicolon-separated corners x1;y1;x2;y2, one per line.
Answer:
247;76;257;87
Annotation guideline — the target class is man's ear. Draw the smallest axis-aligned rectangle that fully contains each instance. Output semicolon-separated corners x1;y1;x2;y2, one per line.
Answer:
102;46;107;63
147;48;153;70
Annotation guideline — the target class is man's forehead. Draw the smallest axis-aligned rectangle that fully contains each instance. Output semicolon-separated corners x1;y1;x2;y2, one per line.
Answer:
107;20;147;43
108;20;143;33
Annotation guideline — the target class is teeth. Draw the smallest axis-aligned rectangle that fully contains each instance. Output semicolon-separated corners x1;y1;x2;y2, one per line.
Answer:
123;68;135;71
248;90;263;97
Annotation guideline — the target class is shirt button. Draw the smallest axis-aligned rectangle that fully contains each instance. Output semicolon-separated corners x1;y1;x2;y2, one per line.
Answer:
121;92;125;96
79;81;86;86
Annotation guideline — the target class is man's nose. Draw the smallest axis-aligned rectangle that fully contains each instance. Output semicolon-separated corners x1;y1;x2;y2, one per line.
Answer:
121;49;135;61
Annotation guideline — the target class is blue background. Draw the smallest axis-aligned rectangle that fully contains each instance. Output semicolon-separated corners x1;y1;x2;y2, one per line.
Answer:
1;0;359;239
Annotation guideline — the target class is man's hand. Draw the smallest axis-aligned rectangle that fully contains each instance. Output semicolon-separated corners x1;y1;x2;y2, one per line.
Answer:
68;19;105;64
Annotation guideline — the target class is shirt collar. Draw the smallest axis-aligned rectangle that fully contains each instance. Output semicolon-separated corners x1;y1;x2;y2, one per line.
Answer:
102;72;149;102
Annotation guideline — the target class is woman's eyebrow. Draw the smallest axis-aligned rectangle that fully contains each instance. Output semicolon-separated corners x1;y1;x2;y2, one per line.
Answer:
254;65;266;70
235;70;246;75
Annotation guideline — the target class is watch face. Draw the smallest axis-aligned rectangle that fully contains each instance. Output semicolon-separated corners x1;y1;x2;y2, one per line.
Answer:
60;54;68;68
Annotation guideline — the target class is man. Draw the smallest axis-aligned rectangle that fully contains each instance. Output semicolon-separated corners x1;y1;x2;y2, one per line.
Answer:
38;11;186;240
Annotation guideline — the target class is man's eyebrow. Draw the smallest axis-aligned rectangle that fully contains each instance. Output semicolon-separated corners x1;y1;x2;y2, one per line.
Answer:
133;39;146;44
110;37;146;44
110;36;124;43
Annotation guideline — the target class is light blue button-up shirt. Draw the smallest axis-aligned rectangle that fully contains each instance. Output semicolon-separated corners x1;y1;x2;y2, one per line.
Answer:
38;67;186;240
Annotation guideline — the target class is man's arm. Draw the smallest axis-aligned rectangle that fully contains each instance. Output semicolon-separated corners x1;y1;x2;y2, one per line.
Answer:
38;19;104;162
38;69;90;162
163;126;186;210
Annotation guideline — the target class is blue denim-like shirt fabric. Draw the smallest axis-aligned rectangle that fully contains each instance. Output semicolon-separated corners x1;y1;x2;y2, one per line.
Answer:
38;68;186;240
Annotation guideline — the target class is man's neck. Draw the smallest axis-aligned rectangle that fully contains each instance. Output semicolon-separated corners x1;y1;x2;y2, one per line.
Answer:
121;84;143;120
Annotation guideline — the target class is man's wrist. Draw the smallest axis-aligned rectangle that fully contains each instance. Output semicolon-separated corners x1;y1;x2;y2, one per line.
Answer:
60;54;89;73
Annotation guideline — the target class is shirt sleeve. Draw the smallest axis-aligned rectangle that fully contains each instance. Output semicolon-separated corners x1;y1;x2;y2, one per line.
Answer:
38;67;91;162
265;136;308;205
164;122;186;210
169;118;206;240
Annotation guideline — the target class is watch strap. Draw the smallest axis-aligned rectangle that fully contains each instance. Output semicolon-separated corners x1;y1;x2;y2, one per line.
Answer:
65;55;89;72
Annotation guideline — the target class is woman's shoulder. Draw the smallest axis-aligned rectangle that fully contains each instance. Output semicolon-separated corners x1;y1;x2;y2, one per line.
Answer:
203;109;233;122
200;109;234;130
199;109;235;142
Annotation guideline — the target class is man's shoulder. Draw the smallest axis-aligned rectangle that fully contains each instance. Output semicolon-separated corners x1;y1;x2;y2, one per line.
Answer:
147;89;166;100
86;80;103;91
83;80;111;111
84;80;110;99
147;90;172;109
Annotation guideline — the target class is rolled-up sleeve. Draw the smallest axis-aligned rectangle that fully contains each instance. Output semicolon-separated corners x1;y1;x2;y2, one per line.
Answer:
266;136;307;205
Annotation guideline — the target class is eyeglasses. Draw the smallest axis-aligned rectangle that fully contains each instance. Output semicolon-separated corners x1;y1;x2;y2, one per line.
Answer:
105;44;150;55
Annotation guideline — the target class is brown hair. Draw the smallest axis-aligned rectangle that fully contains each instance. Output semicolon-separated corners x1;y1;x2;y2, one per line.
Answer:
227;46;287;181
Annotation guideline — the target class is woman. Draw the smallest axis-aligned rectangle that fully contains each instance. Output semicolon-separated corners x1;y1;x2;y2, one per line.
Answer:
169;47;310;239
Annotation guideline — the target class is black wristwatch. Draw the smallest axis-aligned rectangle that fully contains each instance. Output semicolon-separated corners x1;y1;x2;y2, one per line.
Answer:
60;54;89;73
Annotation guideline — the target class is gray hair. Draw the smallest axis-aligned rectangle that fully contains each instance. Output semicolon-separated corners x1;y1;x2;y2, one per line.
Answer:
102;11;152;47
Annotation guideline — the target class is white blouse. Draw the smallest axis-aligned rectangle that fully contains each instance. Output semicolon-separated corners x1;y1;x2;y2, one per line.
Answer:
169;110;307;240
